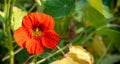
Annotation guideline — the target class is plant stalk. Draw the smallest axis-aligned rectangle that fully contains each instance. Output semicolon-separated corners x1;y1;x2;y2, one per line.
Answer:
3;0;15;64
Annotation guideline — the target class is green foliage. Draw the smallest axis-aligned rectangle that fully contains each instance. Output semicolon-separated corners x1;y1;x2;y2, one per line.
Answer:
54;16;70;39
15;49;29;64
83;6;107;28
44;0;75;18
87;0;103;16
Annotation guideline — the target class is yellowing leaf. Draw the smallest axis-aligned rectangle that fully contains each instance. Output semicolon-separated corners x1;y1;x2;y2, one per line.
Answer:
51;57;79;64
11;6;27;31
92;34;107;56
87;0;112;19
66;46;94;64
87;0;103;15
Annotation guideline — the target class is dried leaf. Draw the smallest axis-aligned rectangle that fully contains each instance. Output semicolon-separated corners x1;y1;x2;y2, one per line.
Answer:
51;45;94;64
66;46;94;64
51;57;79;64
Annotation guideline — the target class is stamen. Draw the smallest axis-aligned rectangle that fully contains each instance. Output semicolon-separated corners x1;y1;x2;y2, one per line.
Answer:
36;28;39;32
32;27;42;37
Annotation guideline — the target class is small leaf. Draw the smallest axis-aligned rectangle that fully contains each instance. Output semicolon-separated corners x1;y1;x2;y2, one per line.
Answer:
44;0;75;18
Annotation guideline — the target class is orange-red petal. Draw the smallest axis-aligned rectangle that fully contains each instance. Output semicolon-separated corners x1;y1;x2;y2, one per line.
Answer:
22;13;34;29
22;13;54;31
42;30;60;49
26;38;44;54
37;13;54;30
14;27;30;47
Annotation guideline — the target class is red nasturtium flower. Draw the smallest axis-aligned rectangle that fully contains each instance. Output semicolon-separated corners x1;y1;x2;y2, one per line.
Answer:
14;13;60;54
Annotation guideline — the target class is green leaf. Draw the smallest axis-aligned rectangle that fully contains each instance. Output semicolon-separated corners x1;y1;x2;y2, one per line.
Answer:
87;0;112;19
83;6;107;28
55;17;70;39
11;6;27;31
44;0;75;18
100;54;120;64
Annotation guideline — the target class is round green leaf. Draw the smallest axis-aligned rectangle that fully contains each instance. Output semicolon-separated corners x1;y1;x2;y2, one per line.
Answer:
44;0;75;18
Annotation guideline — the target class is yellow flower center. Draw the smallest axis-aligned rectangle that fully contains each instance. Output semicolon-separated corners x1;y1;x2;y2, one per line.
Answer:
32;27;42;37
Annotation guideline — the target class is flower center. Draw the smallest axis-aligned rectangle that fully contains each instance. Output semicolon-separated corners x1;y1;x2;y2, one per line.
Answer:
32;27;42;37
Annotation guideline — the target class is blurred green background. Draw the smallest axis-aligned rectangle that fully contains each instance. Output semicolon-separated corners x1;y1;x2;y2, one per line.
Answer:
0;0;120;64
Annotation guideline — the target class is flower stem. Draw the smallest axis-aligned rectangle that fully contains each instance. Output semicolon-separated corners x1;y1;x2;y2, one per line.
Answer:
2;48;23;61
3;0;15;64
57;46;65;56
31;55;38;64
23;55;34;64
37;46;67;64
82;24;120;45
28;3;37;13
